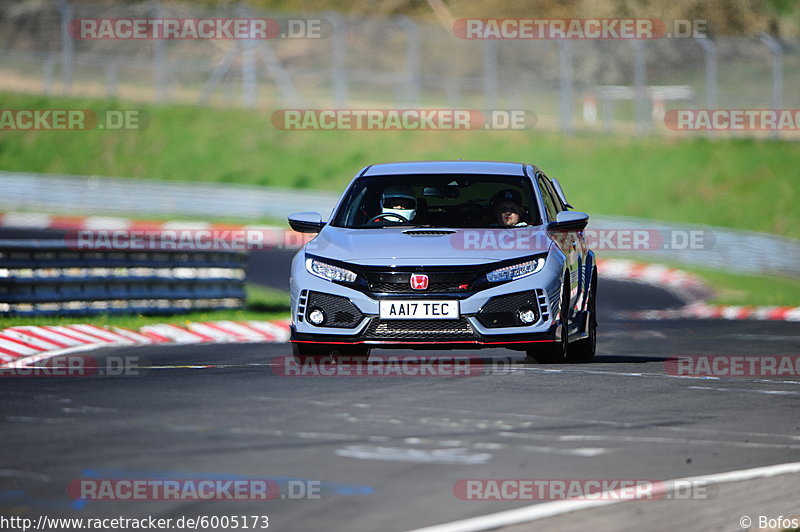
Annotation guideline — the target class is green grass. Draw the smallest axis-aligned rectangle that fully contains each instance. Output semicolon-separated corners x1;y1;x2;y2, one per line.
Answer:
1;92;799;238
649;261;800;307
0;284;290;329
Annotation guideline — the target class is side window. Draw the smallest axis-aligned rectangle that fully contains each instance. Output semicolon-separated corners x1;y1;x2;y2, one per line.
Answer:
540;174;566;212
537;176;558;222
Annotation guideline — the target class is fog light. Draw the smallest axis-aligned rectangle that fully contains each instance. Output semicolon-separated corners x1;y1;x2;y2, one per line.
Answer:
518;308;537;324
308;308;325;325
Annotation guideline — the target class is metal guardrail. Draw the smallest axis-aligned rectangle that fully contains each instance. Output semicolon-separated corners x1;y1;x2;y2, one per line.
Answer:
0;171;339;222
0;240;246;316
589;216;800;279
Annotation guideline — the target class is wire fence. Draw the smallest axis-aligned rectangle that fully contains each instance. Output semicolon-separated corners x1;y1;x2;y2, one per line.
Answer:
1;1;798;136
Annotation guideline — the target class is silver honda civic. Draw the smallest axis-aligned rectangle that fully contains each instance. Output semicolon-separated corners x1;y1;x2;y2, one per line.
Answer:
287;161;597;363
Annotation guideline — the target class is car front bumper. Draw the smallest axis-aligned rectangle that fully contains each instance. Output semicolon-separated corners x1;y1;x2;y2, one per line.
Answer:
290;255;565;350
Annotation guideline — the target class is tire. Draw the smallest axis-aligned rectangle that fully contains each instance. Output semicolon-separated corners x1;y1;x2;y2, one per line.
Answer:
292;342;331;364
568;272;597;363
330;344;371;362
525;277;570;364
291;342;370;363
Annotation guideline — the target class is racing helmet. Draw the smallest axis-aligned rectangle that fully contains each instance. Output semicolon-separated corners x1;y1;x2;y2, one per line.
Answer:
381;185;417;220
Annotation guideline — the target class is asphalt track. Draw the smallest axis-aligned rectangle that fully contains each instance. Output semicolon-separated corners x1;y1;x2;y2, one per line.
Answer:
1;242;800;531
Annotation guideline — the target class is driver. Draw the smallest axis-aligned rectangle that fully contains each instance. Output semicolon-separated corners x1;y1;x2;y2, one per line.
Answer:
379;184;417;222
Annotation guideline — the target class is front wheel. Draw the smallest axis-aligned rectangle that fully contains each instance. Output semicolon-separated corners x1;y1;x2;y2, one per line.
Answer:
331;344;371;362
292;342;371;363
525;278;569;364
292;342;331;367
568;275;596;363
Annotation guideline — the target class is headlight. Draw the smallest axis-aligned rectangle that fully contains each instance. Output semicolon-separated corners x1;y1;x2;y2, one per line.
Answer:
305;257;357;283
486;257;546;283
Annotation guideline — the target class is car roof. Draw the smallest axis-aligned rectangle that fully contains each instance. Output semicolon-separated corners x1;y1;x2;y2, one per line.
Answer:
361;160;528;176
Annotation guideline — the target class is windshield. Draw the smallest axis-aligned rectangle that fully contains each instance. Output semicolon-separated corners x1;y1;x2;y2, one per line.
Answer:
331;174;541;229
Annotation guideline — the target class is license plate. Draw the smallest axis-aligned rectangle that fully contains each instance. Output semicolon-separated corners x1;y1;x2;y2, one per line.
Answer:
379;300;460;320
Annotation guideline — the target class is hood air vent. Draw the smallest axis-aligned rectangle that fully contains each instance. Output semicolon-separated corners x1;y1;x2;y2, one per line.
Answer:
402;229;457;236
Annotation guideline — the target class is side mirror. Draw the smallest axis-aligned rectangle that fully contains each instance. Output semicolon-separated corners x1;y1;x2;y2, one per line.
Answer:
288;212;326;233
548;211;589;232
551;179;574;209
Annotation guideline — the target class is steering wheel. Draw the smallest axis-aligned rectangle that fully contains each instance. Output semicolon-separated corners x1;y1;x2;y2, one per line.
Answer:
369;212;410;224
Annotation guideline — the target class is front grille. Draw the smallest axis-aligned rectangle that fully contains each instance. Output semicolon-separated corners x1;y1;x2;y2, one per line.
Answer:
476;290;544;328
368;281;469;293
364;318;475;340
305;291;363;328
361;271;479;294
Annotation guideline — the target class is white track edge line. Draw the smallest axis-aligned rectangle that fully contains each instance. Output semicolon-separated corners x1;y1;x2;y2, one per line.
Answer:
407;461;800;532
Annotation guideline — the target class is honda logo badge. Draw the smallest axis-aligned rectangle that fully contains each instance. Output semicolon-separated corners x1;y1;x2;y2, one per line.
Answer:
410;274;429;290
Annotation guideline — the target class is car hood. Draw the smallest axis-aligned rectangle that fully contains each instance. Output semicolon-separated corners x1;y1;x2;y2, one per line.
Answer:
304;225;553;266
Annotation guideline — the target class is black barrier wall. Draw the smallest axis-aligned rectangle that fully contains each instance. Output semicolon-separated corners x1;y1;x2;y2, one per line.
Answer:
0;241;246;316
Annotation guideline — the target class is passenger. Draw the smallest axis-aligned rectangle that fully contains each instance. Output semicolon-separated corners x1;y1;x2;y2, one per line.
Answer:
491;189;528;227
